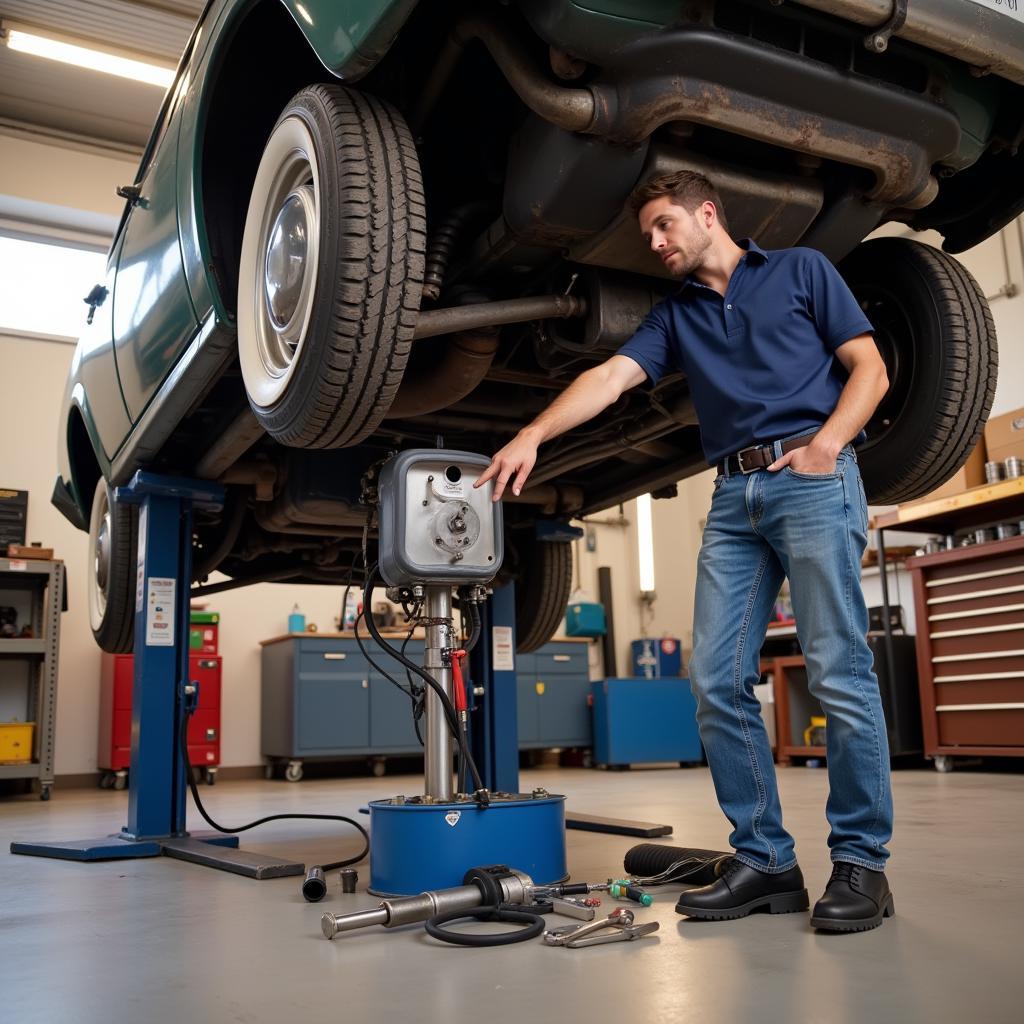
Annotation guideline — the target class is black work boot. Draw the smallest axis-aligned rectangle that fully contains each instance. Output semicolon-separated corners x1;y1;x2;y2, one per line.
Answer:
811;862;895;933
674;857;809;920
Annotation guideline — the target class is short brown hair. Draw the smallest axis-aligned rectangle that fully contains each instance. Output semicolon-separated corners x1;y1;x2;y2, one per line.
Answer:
628;170;728;231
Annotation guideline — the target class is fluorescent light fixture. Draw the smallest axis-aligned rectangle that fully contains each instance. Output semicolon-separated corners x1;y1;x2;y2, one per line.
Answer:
637;493;656;597
3;24;174;88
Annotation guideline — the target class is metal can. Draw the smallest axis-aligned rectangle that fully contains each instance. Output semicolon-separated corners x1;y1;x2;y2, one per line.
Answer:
996;522;1019;541
985;461;1004;484
1004;457;1022;480
973;528;996;545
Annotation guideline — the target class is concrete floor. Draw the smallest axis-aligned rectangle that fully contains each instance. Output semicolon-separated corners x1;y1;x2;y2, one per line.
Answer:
1;764;1021;1023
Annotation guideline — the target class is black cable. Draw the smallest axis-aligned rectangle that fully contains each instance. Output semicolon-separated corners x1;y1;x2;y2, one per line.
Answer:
361;565;485;796
353;606;417;705
399;622;426;747
178;707;369;871
424;904;545;946
466;600;482;653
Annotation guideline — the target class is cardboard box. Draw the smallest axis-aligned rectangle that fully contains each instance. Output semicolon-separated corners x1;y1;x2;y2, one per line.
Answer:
6;545;53;560
984;407;1024;466
923;441;987;500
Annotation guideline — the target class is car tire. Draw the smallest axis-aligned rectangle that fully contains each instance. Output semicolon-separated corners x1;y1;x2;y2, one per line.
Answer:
238;84;426;448
87;478;137;653
840;238;998;504
514;537;573;654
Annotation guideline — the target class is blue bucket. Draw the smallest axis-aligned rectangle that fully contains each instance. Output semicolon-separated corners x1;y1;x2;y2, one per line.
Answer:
368;794;567;896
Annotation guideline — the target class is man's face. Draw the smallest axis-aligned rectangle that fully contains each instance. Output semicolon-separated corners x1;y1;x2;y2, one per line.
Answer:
639;196;713;278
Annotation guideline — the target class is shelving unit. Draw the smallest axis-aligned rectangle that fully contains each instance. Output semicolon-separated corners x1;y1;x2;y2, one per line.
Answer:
762;638;921;765
0;556;64;799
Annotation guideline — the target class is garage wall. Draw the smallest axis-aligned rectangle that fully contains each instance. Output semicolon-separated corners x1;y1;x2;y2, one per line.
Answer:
2;131;1022;775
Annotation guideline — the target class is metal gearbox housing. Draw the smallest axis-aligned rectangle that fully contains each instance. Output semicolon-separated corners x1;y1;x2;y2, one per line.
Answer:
377;449;503;587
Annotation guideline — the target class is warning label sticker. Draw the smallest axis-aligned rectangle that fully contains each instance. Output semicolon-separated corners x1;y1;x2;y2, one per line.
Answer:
146;577;175;646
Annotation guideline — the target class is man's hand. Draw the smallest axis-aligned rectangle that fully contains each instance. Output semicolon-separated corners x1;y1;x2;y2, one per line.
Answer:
475;430;540;501
768;438;840;475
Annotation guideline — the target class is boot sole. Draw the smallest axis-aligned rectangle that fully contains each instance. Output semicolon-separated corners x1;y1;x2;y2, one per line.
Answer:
675;888;810;920
810;894;896;933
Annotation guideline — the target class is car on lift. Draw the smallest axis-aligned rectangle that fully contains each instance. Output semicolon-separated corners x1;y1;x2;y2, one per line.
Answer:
57;0;1019;654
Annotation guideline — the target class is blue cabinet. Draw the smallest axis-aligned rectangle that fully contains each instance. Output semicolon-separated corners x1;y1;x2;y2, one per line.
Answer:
516;641;592;749
261;635;424;771
591;677;703;767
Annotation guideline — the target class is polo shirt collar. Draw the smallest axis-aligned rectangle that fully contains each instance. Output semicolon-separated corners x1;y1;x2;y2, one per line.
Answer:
678;237;769;295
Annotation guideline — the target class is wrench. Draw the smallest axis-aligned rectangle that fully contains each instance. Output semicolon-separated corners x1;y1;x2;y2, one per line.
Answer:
543;907;658;947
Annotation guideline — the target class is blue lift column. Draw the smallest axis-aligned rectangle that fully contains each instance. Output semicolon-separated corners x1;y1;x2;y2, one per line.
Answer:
468;583;519;794
11;472;304;878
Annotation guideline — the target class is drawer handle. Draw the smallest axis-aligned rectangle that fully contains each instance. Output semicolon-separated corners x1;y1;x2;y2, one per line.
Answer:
930;622;1024;639
934;671;1024;683
362;679;368;689
929;601;1024;622
323;653;347;661
933;648;1024;663
198;659;217;669
927;566;1022;589
553;655;571;662
936;702;1024;712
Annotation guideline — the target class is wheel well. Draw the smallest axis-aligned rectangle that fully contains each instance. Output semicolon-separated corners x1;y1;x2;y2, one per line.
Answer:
199;0;333;316
67;408;101;522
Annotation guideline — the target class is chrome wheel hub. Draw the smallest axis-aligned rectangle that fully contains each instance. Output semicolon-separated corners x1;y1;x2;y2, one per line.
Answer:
264;185;314;339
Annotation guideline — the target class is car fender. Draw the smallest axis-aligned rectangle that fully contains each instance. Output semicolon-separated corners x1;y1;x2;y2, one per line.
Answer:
177;0;419;323
54;381;114;530
278;0;420;79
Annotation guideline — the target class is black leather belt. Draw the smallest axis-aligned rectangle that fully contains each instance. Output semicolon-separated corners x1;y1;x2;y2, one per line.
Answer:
717;433;818;475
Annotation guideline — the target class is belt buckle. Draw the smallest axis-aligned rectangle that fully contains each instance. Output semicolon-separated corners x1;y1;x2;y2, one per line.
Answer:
736;446;760;474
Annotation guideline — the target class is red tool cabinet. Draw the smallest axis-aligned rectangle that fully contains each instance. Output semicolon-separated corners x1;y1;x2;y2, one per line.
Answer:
98;653;221;787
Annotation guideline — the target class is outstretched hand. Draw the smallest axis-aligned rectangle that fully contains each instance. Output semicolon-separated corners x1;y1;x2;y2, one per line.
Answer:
474;432;539;501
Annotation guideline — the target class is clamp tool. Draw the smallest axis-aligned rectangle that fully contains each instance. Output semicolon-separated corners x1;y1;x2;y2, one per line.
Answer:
542;908;660;948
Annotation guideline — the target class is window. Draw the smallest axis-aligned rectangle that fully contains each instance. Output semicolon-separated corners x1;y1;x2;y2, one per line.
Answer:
0;235;107;341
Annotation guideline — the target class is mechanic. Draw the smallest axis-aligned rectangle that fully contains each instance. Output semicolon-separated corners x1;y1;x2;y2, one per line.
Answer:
476;170;895;933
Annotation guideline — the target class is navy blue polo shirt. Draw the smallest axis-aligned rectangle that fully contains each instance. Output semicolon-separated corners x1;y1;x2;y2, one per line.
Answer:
616;240;874;465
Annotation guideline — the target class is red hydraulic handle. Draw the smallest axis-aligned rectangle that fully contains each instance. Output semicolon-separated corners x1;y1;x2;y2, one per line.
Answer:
451;649;468;713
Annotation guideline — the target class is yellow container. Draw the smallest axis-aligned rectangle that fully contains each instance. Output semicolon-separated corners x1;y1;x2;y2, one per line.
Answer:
803;716;827;747
0;722;35;763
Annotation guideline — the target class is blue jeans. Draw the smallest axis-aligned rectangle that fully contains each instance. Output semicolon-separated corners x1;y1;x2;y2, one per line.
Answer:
688;443;893;872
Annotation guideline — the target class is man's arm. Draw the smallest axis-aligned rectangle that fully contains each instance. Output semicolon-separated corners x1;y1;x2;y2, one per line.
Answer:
768;333;888;474
475;354;647;500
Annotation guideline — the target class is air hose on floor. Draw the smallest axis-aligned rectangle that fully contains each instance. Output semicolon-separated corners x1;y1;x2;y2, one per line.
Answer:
178;699;370;876
622;844;733;886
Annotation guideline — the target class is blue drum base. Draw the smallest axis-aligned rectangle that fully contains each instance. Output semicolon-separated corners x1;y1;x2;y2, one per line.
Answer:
368;793;567;896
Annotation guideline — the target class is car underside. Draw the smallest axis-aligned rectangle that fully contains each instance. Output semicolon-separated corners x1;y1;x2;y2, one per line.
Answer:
60;0;1017;651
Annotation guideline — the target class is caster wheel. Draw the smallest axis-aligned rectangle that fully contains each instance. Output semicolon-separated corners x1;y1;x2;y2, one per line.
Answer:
371;759;386;778
40;786;51;801
581;752;593;769
205;769;217;786
285;762;304;783
263;763;275;781
114;773;128;791
99;772;114;789
934;755;953;773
